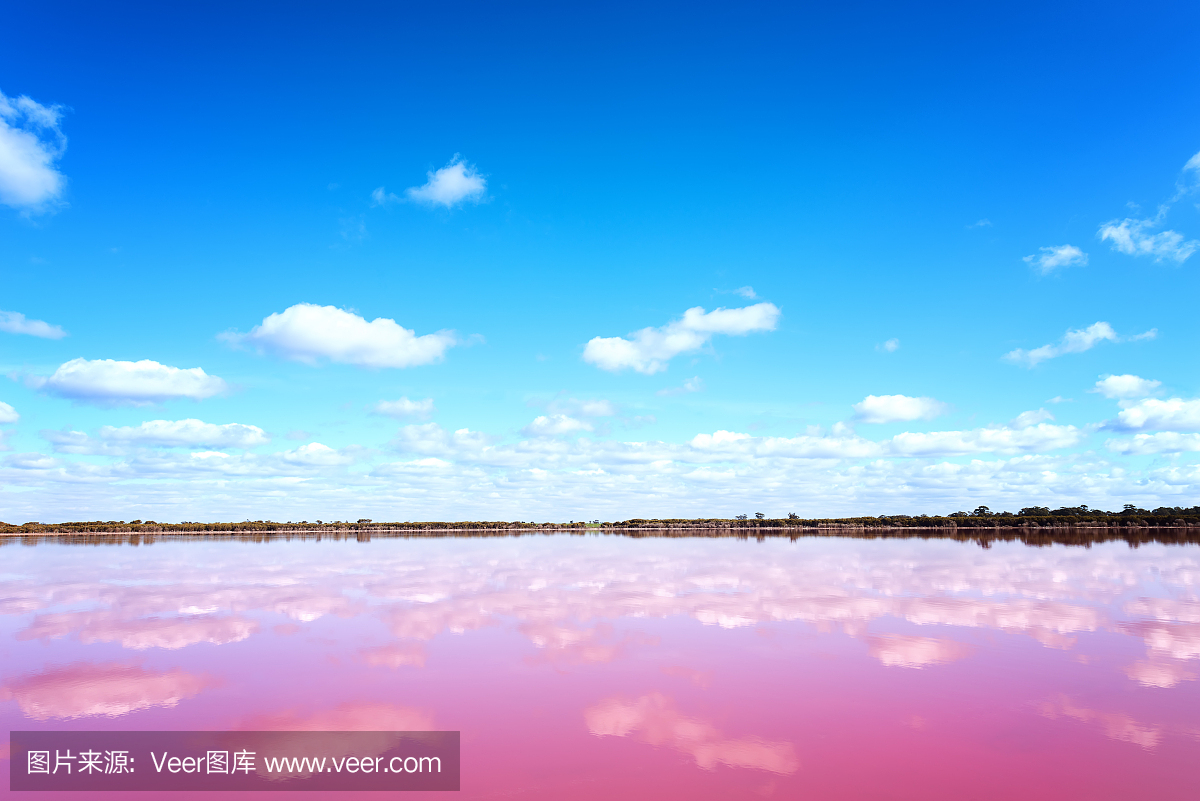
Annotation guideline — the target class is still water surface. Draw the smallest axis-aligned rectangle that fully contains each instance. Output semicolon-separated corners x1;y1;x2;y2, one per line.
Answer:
1;533;1198;799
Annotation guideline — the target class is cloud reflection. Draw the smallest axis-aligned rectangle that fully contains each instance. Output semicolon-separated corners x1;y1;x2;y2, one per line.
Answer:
1038;695;1162;749
867;634;972;668
585;692;799;774
19;612;258;649
0;661;214;720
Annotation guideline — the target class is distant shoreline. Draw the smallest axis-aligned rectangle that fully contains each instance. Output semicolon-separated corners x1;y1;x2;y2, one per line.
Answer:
3;508;1200;536
3;513;1199;548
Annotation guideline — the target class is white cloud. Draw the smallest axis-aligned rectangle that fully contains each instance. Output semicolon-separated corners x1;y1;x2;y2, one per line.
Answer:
576;400;618;417
657;376;704;397
1108;398;1200;432
1172;149;1200;201
0;89;67;211
1024;244;1087;275
1010;409;1054;429
734;286;757;299
374;397;435;419
32;358;228;405
223;303;456;369
885;423;1083;456
1003;322;1155;367
404;156;486;207
968;219;992;228
583;303;781;374
0;310;67;339
369;187;400;206
1099;217;1198;264
876;338;900;353
0;401;18;424
521;414;592;437
546;398;619;417
853;395;949;424
1106;433;1200;455
99;419;269;448
281;442;354;466
1093;374;1161;400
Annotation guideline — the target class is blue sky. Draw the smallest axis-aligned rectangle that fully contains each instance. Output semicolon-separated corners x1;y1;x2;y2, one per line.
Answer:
2;1;1199;522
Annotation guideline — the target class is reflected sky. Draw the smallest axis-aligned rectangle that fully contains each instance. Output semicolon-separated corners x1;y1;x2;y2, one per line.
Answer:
1;534;1198;799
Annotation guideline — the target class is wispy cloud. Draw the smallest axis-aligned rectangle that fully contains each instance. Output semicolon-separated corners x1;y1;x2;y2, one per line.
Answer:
369;187;400;206
1003;322;1155;368
853;394;949;424
0;89;67;212
968;219;992;229
734;286;757;299
657;377;704;397
0;310;67;339
1024;244;1087;275
545;397;619;417
1092;374;1161;400
1171;148;1200;201
222;303;457;369
876;338;900;353
583;303;781;374
404;156;486;208
99;419;269;448
373;397;435;420
1097;151;1200;263
521;414;592;437
29;358;228;406
1010;409;1054;428
1099;217;1198;264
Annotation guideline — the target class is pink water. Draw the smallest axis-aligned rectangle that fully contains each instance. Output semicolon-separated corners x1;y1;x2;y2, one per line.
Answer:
2;533;1198;799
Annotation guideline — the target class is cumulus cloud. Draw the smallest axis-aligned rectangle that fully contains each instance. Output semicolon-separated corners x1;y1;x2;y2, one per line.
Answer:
222;303;456;369
404;156;486;207
876;337;900;353
0;310;67;339
1003;322;1155;368
31;358;228;405
1099;217;1198;264
885;423;1083;456
1107;398;1200;432
1106;432;1200;455
1024;244;1087;275
0;401;17;424
99;419;269;448
1093;374;1161;400
0;89;67;211
374;397;435;419
583;303;781;374
853;394;949;424
522;414;592;437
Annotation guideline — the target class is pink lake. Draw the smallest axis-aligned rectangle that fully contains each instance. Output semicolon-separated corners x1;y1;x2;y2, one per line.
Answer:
2;532;1198;799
